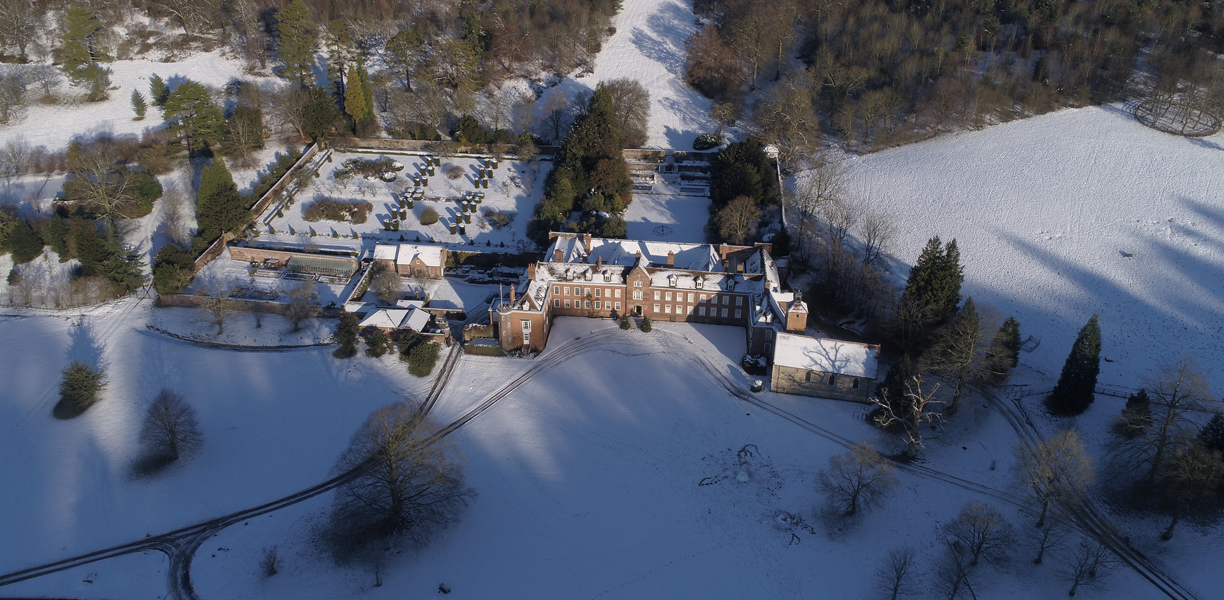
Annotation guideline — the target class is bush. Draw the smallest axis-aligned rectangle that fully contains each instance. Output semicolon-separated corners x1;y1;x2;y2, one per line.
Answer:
9;219;43;264
619;315;631;329
407;342;440;377
152;243;196;295
302;197;373;224
639;316;652;332
452;115;492;145
482;208;512;229
54;361;106;419
420;207;440;225
444;164;464;180
364;328;391;357
693;133;723;150
334;157;399;180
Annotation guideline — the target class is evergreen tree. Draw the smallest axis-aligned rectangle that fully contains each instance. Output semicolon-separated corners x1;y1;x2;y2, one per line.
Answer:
302;87;338;139
323;18;355;100
343;64;366;122
1199;413;1224;455
358;64;374;124
131;89;147;120
1047;314;1102;416
61;6;103;77
982;315;1022;386
333;312;360;358
9;219;43;263
195;160;247;242
43;215;70;259
149;73;169;106
384;27;424;91
1118;388;1152;438
897;236;964;352
275;0;316;87
161;81;225;156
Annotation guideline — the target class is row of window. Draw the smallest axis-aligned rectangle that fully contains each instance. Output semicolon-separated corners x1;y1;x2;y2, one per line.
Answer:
553;285;622;299
554;299;623;311
804;372;861;389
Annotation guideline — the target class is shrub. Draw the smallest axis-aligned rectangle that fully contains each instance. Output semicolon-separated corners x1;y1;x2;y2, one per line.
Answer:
54;361;106;419
639;316;652;332
302;197;373;224
444;164;464;180
9;219;43;264
364;328;391;357
407;342;440;377
693;133;723;150
333;157;398;180
420;207;440;225
152;243;196;295
619;315;631;330
482;208;512;229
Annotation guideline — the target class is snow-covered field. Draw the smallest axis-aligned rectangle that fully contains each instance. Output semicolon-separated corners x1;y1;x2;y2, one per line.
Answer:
835;104;1224;395
543;0;717;150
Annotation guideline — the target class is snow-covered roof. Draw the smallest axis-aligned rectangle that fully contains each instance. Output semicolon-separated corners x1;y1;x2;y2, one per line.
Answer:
373;244;398;261
395;299;425;309
360;309;411;329
344;301;373;314
396;244;444;267
773;333;880;379
401;308;430;332
546;233;724;272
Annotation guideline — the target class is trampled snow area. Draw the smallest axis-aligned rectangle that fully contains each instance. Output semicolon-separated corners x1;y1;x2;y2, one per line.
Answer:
834;105;1224;394
544;0;717;150
0;51;283;152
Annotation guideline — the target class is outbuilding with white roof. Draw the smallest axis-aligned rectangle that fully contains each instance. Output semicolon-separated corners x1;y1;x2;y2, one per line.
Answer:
770;333;880;403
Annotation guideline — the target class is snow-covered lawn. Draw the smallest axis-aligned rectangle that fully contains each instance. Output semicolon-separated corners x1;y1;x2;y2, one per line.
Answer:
835;104;1224;395
257;152;548;253
624;191;711;242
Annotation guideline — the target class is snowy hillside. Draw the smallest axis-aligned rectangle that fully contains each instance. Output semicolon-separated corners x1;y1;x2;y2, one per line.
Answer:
836;104;1224;394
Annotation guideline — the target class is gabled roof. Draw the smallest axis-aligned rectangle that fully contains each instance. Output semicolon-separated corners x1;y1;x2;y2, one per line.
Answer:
373;244;398;261
360;308;411;329
773;333;880;379
396;244;444;267
401;308;430;332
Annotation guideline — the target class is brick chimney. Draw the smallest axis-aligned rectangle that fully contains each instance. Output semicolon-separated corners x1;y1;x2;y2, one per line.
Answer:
581;233;592;253
509;284;516;307
596;256;603;270
667;250;675;267
554;248;563;262
527;263;536;280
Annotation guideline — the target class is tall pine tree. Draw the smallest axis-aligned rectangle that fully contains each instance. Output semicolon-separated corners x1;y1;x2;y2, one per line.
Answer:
195;160;247;242
982;316;1022;386
275;0;316;87
1047;314;1102;416
343;64;366;122
161;81;225;156
897;236;964;353
324;18;355;100
61;6;104;77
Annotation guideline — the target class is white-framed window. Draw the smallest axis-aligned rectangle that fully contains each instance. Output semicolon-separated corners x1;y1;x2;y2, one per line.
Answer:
675;305;682;314
688;305;696;314
595;288;601;297
653;303;660;313
735;296;743;306
665;305;672;314
553;286;560;295
665;292;672;301
585;301;591;308
564;300;571;308
632;290;643;300
722;296;729;305
614;302;621;310
698;307;706;316
554;299;560;307
654;291;661;301
702;294;710;302
634;280;643;287
687;293;695;303
595;301;601;309
615;289;621;298
521;319;532;347
721;308;728;318
575;287;583;297
734;309;741;319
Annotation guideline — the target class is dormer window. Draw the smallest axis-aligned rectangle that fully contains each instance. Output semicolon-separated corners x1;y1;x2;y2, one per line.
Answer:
695;277;704;290
603;271;611;282
669;276;676;288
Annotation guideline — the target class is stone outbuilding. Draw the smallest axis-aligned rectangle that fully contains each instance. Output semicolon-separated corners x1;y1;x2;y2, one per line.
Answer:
770;333;880;403
372;243;446;278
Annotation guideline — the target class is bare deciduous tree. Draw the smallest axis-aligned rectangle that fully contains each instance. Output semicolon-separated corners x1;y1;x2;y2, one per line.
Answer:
713;195;760;245
934;546;977;600
1155;441;1224;540
603;78;651;148
541;90;575;143
817;442;897;517
1029;517;1068;565
329;402;475;556
370;262;403;305
285;279;318;332
874;546;920;600
196;278;235;335
1059;538;1117;596
1123;358;1218;483
137;389;202;472
1014;430;1095;528
923;298;990;413
790;158;847;259
943;500;1013;567
259;546;281;577
872;372;943;459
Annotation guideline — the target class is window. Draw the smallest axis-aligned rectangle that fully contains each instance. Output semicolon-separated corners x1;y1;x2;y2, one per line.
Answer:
852;378;860;389
722;296;729;305
564;286;570;295
675;305;682;314
553;286;560;295
564;300;571;308
665;292;672;301
615;289;621;298
576;287;583;297
702;294;710;302
734;309;741;319
805;371;813;383
721;308;728;318
585;301;591;308
698;307;706;316
735;296;743;306
634;280;643;287
614;302;621;310
654;291;661;301
595;301;601;309
595;288;601;298
764;343;771;355
688;305;696;314
687;293;695;303
665;305;672;314
654;304;660;313
765;330;774;340
828;374;837;386
553;299;559;307
632;290;643;300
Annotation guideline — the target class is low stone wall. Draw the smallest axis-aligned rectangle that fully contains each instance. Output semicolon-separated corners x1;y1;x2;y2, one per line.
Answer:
158;293;342;318
463;323;494;342
227;246;359;273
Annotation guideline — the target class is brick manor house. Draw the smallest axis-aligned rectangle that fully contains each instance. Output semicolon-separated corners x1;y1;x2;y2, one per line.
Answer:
491;232;809;357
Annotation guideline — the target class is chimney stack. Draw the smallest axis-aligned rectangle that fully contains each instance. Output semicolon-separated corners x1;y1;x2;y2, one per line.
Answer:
527;263;536;280
667;250;675;267
510;284;516;307
554;248;563;262
581;233;592;253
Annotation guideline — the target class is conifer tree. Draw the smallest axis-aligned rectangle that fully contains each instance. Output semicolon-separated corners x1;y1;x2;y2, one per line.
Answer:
61;6;103;76
343;64;366;122
1047;314;1102;416
358;64;374;122
897;236;964;352
333;312;360;358
9;219;43;263
982;316;1022;386
275;0;316;87
1198;413;1224;455
195;160;247;242
149;73;169;106
876;354;917;420
323;18;355;99
131;90;147;120
161;81;225;156
384;27;423;90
